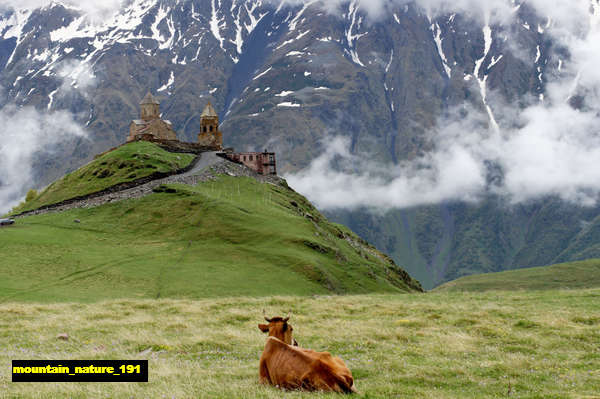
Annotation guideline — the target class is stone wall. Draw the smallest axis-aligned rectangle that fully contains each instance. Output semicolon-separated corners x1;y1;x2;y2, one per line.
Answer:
12;153;203;218
132;135;220;153
15;158;284;218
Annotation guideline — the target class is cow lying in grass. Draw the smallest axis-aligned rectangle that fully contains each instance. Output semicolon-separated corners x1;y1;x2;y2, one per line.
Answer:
258;312;356;393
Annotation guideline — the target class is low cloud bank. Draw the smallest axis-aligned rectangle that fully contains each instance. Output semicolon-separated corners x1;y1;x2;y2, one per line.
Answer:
0;105;87;213
286;101;600;210
287;1;600;211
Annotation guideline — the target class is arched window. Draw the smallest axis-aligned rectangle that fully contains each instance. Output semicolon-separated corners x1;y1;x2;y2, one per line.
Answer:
203;126;207;133
209;125;213;132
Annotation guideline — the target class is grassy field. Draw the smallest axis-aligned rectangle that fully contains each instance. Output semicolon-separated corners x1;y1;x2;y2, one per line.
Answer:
0;175;418;303
11;141;195;214
436;259;600;292
1;290;598;398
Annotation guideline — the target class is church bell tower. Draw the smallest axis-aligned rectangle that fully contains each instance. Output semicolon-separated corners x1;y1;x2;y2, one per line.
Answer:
198;102;223;149
140;91;160;121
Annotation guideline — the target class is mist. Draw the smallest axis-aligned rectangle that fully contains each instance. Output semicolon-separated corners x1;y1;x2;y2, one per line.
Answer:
286;0;600;211
0;105;87;214
0;0;124;21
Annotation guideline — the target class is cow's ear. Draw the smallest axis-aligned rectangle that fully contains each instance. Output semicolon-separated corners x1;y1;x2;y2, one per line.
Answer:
258;323;269;333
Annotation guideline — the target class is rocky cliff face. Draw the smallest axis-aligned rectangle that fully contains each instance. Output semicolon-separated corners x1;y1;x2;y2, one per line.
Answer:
1;0;598;287
0;1;556;166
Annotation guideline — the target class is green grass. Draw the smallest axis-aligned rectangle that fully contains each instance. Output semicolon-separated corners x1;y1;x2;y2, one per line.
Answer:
435;259;600;292
0;175;419;303
1;290;598;398
11;141;195;214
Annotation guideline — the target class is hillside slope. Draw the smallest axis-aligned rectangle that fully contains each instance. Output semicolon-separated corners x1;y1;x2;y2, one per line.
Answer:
0;162;421;302
329;199;600;289
435;259;600;292
11;141;195;214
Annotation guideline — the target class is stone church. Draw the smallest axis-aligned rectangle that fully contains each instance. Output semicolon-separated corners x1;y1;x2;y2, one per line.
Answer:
127;92;177;142
127;92;223;150
125;92;276;175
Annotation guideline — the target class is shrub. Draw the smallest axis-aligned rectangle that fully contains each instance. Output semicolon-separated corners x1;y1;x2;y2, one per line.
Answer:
25;189;37;202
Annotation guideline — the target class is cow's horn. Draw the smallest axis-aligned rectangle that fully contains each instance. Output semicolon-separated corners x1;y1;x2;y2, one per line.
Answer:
283;310;291;322
263;309;271;322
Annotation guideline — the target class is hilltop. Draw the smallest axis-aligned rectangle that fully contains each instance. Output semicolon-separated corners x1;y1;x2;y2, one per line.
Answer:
435;259;600;292
11;141;195;214
0;143;421;302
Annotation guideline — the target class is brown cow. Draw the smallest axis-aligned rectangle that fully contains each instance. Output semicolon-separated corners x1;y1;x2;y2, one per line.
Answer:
258;312;356;393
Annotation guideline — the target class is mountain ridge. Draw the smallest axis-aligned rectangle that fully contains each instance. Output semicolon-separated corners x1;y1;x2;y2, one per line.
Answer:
1;0;599;288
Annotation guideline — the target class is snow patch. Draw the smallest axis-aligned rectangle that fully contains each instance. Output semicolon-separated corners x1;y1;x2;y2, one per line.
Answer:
253;67;272;80
289;1;315;32
431;23;451;78
210;0;226;51
385;49;393;74
473;24;499;132
488;55;503;70
157;71;175;92
345;0;367;67
277;102;301;107
47;89;58;110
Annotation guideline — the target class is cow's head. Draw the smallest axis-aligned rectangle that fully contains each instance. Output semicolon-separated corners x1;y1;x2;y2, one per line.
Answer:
258;311;298;346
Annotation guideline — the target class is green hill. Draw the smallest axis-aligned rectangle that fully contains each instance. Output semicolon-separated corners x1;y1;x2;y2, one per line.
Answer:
331;199;600;290
0;160;421;302
435;259;600;292
11;141;195;214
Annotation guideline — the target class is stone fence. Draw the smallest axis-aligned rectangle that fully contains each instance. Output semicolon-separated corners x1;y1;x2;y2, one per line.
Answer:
12;152;204;218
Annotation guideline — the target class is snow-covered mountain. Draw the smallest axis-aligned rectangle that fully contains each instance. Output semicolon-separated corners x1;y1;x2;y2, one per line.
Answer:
0;0;558;157
2;0;600;287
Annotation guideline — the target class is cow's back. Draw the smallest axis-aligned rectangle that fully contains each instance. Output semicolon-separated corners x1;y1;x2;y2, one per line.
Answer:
259;337;355;393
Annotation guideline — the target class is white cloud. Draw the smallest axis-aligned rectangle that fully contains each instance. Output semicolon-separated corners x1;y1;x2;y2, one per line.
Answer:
286;0;600;211
57;59;96;94
0;0;123;22
272;0;594;30
286;134;487;210
0;105;87;213
287;96;600;210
